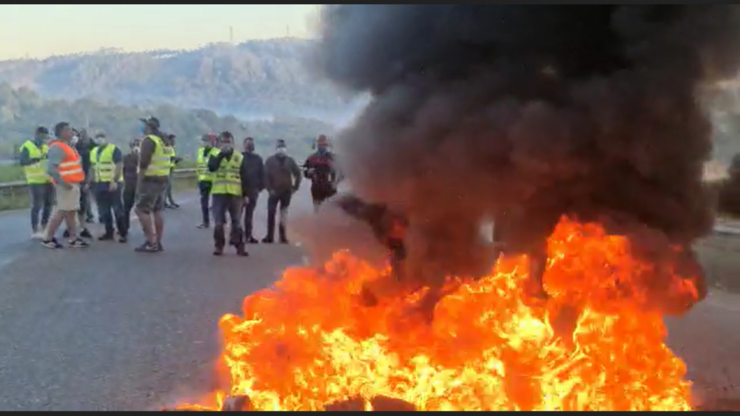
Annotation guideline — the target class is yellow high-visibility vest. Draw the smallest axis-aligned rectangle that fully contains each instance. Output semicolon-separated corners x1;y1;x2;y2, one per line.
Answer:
144;135;171;177
90;144;120;183
196;146;217;182
211;150;243;196
19;140;50;184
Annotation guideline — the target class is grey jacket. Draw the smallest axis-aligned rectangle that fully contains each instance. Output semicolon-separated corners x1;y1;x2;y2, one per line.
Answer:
264;154;301;194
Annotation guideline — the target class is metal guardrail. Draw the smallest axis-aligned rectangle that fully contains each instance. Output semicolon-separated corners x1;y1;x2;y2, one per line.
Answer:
0;168;197;194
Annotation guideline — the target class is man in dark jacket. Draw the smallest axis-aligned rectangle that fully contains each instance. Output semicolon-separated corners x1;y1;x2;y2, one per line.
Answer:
207;131;251;256
241;136;265;243
121;137;141;243
303;134;338;212
263;139;302;244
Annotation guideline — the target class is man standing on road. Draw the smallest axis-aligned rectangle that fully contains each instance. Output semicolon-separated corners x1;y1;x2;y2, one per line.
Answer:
303;134;338;213
134;116;171;253
263;139;301;244
121;137;141;242
163;134;181;209
41;122;89;249
19;126;54;239
77;128;98;223
89;130;126;242
196;133;218;229
207;131;250;256
241;136;264;243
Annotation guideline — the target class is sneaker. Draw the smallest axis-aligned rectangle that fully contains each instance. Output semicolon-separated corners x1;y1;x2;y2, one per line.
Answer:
246;236;259;244
80;229;93;239
62;230;70;238
197;223;210;229
98;233;115;241
279;238;289;245
213;247;224;256
134;242;159;253
118;235;128;243
261;237;273;244
156;242;164;252
41;238;63;249
68;238;90;248
31;230;45;240
170;203;180;209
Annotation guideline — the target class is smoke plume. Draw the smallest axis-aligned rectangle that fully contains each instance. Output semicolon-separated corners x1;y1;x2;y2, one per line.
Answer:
310;6;740;298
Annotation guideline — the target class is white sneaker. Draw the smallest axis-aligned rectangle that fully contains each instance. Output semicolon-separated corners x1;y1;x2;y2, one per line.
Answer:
31;231;45;240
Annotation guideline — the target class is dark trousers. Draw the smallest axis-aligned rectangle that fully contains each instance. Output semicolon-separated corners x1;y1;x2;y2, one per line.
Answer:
266;190;292;241
95;186;125;236
28;183;55;230
242;190;259;239
122;184;136;237
310;184;336;211
212;194;244;248
198;181;212;225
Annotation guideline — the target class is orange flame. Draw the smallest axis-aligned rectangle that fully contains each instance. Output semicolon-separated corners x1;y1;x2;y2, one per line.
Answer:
178;217;698;411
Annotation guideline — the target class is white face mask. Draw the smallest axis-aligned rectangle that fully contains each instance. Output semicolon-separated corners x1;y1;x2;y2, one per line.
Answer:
71;136;79;146
276;147;287;155
97;137;107;145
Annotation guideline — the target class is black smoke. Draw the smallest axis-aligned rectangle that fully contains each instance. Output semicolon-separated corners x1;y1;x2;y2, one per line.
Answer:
311;6;740;293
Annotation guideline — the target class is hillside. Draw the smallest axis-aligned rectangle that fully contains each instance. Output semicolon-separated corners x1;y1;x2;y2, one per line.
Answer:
0;38;365;125
0;83;335;160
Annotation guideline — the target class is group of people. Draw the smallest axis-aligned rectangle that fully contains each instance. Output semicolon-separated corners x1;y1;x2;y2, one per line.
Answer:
19;117;181;251
194;132;339;256
18;116;343;257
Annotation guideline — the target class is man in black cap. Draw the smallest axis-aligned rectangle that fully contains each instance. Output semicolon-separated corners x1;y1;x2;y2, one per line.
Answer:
133;116;170;253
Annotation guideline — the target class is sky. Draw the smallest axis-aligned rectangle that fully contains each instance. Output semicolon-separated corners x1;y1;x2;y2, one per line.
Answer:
0;5;321;60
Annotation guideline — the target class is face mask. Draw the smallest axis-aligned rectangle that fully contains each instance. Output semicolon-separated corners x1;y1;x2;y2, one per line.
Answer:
221;143;233;152
317;146;328;154
133;146;140;153
246;144;255;152
71;136;79;146
276;147;287;156
97;137;107;146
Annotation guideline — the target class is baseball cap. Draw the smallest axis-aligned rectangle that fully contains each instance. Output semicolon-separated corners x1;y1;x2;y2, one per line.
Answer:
276;139;286;148
35;126;49;135
139;116;160;129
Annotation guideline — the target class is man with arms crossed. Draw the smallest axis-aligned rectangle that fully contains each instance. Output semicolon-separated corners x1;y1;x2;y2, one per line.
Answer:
41;122;89;249
19;126;54;239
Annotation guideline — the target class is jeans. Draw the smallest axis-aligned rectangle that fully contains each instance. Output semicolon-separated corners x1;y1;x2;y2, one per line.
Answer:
28;183;55;230
211;194;244;248
198;181;212;225
266;190;292;241
95;186;125;236
242;190;259;239
122;183;136;237
164;171;176;205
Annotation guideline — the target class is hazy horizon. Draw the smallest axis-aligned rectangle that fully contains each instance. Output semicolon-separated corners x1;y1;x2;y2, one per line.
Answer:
0;5;320;61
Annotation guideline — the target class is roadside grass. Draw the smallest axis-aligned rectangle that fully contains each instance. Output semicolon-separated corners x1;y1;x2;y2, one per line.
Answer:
0;176;198;212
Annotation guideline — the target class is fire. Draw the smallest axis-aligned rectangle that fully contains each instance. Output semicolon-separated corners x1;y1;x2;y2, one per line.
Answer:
176;217;699;411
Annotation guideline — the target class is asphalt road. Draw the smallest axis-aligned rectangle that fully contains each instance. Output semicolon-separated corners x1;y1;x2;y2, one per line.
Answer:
0;187;738;410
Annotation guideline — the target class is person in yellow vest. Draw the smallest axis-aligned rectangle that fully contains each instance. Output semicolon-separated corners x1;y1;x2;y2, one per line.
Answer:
196;133;218;229
19;126;54;239
207;131;251;256
41;122;89;249
134;116;170;253
89;130;126;242
163;133;181;209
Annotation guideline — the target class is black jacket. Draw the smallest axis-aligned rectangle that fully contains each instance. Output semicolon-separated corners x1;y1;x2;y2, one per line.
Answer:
241;151;265;194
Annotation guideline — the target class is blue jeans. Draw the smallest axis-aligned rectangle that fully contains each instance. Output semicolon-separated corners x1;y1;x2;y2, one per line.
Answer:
95;186;125;236
28;183;55;230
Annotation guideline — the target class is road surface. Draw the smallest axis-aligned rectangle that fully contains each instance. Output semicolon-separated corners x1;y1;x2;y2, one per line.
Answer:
0;188;738;410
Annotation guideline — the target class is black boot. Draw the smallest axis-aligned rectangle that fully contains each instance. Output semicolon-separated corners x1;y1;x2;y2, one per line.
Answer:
278;224;289;244
214;225;226;256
